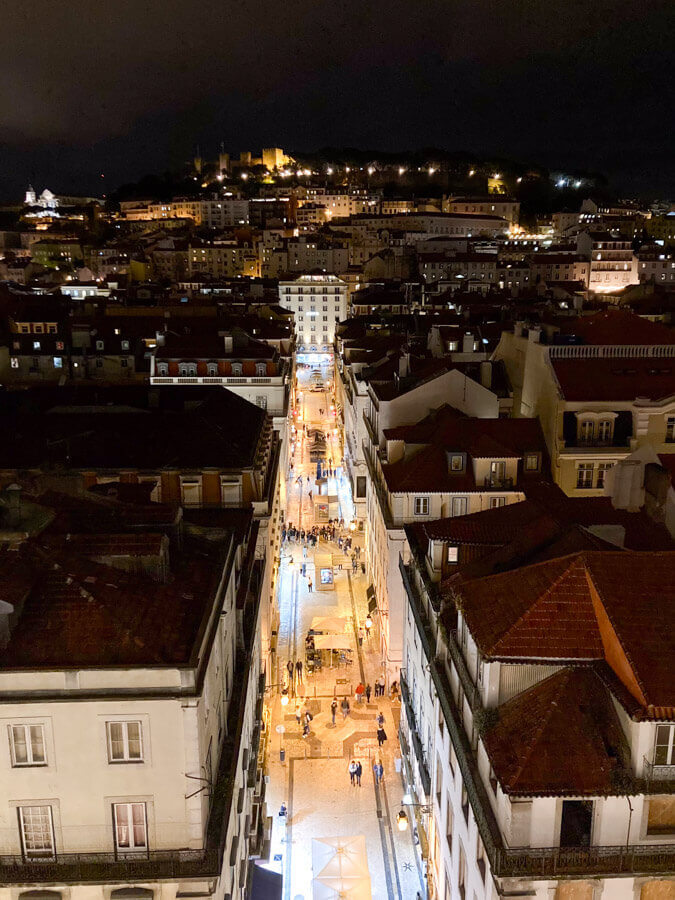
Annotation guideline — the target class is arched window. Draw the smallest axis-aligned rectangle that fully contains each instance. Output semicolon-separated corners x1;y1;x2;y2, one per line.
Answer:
256;363;267;376
156;362;168;376
231;362;243;376
207;362;218;376
179;363;197;376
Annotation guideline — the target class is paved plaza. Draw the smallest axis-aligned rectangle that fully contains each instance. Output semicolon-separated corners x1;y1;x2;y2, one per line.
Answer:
258;364;426;899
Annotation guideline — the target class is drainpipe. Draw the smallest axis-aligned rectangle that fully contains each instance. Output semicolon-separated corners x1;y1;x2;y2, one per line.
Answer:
625;796;634;855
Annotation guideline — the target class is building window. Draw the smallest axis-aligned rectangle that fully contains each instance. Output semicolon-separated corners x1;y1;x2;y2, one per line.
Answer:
458;842;467;898
156;362;168;376
577;463;594;489
667;417;675;443
113;802;148;852
107;721;143;763
231;363;243;376
447;546;458;563
181;478;202;506
18;806;55;859
256;363;267;376
121;340;130;351
33;341;41;350
655;725;675;766
476;836;486;881
578;419;595;443
597;419;613;443
445;796;453;851
120;358;128;368
452;497;467;517
524;453;539;471
255;395;267;409
96;340;104;351
414;497;429;516
489;497;506;508
449;454;464;472
10;358;19;369
53;357;63;368
596;462;614;489
9;724;47;767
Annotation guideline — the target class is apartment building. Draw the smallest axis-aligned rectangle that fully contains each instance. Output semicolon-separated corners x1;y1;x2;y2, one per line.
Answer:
278;273;348;355
577;231;638;292
493;310;675;496
530;253;590;287
0;487;268;900
444;196;520;226
0;386;283;674
261;238;350;278
398;509;675;900
187;243;260;279
363;401;546;675
636;247;675;284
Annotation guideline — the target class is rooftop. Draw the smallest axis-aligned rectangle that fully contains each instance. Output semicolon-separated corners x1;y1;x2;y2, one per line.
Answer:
552;357;675;402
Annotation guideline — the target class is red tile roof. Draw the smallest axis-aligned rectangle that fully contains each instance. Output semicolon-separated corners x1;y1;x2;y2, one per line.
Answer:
483;668;630;796
452;550;675;712
556;308;675;345
552;357;675;402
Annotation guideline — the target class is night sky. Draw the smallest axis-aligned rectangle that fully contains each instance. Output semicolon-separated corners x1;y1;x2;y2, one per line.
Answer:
1;0;674;200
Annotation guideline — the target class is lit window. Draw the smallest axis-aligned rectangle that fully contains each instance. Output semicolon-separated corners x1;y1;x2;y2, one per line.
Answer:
113;802;147;852
596;463;614;489
9;724;47;766
524;454;539;471
489;497;506;508
577;463;594;489
10;358;19;369
449;454;464;472
121;340;130;351
53;357;62;368
666;417;675;443
107;721;143;762
33;341;41;350
447;546;458;563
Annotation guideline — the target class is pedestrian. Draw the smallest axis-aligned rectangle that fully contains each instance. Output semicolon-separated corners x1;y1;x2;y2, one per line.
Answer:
358;627;364;647
341;696;350;720
296;660;303;682
355;682;365;704
295;701;302;725
304;710;312;727
377;727;388;748
308;577;313;593
377;674;386;697
303;544;308;559
301;562;306;577
287;659;294;681
377;711;385;728
331;697;338;725
302;722;310;738
390;680;399;701
348;760;357;786
365;683;372;703
373;760;384;785
355;760;363;787
308;489;313;501
365;619;372;639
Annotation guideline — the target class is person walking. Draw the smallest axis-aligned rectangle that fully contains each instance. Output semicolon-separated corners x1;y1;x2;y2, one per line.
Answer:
365;683;372;703
377;726;388;748
287;659;294;682
330;697;338;726
296;660;303;682
348;760;357;786
390;680;399;701
355;760;363;787
377;711;385;728
295;701;302;726
373;760;384;785
358;627;364;647
341;696;350;720
308;577;313;593
377;674;386;697
355;682;365;704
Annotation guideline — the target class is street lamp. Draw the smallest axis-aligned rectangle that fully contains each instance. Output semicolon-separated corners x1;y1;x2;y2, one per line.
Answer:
365;615;373;630
264;683;290;706
398;795;431;829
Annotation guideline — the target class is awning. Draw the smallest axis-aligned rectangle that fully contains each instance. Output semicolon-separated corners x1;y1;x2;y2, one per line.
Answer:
313;634;353;650
250;863;283;900
310;615;348;633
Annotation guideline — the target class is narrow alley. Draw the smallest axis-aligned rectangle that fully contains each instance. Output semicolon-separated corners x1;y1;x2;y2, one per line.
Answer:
260;360;427;900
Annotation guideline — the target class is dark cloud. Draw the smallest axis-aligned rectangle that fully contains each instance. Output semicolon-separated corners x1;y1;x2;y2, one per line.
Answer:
0;0;674;197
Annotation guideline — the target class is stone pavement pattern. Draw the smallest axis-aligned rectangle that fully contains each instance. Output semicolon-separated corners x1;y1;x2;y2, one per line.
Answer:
259;365;426;900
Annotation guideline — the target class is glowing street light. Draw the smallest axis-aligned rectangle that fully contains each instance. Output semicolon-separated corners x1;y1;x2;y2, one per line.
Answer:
367;166;375;175
428;167;436;175
398;167;406;176
240;172;249;180
468;169;475;177
326;167;334;175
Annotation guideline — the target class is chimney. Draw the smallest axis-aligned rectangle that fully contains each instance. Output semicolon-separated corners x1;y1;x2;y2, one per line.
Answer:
0;600;13;650
528;326;542;343
480;360;492;389
223;334;234;353
398;353;410;378
5;483;22;528
610;459;643;511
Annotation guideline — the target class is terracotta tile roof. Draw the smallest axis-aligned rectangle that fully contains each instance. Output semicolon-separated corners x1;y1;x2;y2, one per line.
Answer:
417;499;545;543
552;357;675;402
556;308;675;345
484;668;630;796
453;550;675;712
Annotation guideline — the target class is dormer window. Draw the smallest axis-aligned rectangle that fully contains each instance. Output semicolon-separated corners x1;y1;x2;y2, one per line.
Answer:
96;340;104;351
579;419;594;443
414;497;429;516
524;453;540;471
231;362;243;376
449;453;464;472
447;546;458;563
156;362;168;376
256;363;267;376
207;362;218;376
178;363;197;376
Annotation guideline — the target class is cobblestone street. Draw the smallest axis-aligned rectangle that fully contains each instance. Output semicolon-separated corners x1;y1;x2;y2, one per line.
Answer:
259;362;426;900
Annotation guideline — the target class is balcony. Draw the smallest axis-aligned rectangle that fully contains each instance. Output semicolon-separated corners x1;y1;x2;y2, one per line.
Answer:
483;475;514;489
400;672;432;796
644;757;675;784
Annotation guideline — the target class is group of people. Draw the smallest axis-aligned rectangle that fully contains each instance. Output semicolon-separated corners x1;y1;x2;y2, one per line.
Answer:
294;700;314;738
281;521;351;548
348;758;385;786
330;695;352;724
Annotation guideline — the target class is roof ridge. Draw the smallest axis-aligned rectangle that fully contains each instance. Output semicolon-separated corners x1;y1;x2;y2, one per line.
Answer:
489;553;589;656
